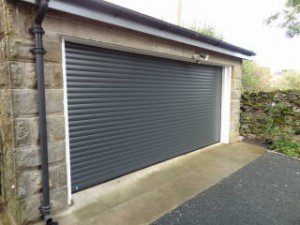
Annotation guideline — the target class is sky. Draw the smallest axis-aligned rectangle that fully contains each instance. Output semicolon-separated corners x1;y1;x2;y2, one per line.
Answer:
106;0;300;73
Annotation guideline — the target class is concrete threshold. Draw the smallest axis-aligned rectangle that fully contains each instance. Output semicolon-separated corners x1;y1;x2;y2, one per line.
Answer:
37;142;266;225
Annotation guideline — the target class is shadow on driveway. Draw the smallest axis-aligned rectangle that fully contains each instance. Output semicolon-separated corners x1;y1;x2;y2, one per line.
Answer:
153;152;300;225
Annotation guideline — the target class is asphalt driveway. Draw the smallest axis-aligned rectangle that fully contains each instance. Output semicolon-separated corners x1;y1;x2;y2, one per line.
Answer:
153;152;300;225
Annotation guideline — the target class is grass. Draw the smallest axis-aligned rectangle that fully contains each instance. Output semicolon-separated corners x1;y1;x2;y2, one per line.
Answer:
271;138;300;158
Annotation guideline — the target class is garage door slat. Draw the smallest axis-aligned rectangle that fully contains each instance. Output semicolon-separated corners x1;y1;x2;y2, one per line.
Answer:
69;117;216;147
70;123;220;164
69;110;216;136
70;129;216;180
70;127;215;172
66;42;222;193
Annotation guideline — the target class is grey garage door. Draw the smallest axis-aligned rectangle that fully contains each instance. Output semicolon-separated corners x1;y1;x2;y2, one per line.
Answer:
65;42;222;193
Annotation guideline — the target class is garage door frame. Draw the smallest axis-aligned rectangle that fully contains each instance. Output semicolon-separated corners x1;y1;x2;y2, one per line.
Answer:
61;37;232;205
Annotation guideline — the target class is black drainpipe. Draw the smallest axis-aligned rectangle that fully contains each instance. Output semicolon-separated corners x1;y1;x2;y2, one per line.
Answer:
29;0;59;224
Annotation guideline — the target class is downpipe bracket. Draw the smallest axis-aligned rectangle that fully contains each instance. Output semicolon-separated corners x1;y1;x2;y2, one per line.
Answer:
29;26;46;54
46;218;59;225
29;25;45;35
37;192;59;225
40;206;58;225
39;205;51;218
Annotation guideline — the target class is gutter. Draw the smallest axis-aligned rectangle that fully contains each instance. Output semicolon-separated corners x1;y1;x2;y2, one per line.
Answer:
19;0;255;59
28;0;59;224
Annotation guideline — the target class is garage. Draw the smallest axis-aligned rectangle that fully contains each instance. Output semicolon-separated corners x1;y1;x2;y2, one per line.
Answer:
65;42;223;192
1;0;258;223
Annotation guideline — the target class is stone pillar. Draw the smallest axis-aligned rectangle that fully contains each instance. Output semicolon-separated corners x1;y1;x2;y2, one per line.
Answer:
230;63;243;142
0;1;68;224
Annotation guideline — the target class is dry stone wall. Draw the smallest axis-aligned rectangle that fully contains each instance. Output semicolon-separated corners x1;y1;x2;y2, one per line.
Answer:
240;90;300;143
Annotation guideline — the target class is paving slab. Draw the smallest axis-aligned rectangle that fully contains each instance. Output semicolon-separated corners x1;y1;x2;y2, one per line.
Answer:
153;152;300;225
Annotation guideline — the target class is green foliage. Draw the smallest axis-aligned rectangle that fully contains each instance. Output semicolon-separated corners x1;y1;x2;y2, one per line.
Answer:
242;61;272;91
188;20;224;40
271;138;300;157
264;102;300;157
242;61;300;91
265;103;291;139
240;90;300;157
272;70;300;90
266;0;300;38
242;61;260;90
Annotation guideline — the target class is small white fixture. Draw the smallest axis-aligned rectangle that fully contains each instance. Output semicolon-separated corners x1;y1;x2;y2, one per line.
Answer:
192;53;210;63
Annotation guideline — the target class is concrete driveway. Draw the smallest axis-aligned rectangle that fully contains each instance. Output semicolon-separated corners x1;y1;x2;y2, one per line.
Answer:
41;142;266;225
153;152;300;225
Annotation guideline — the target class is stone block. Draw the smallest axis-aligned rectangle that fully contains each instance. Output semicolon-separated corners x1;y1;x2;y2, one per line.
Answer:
13;89;38;117
45;89;64;115
231;119;240;133
0;38;6;60
231;111;240;125
11;3;34;40
231;89;241;100
15;146;40;168
19;193;42;224
14;117;39;148
17;169;41;198
47;115;65;142
0;62;9;88
15;141;65;169
232;67;242;79
48;140;66;164
14;118;32;147
8;38;34;61
49;164;67;190
44;41;61;62
230;131;240;142
0;117;13;151
9;62;36;89
0;89;13;117
8;61;63;89
231;99;240;112
45;63;63;89
231;78;242;90
10;83;63;130
50;186;68;213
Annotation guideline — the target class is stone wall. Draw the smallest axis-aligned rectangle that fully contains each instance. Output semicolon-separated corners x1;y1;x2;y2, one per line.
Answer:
1;1;243;225
0;1;67;224
240;90;300;143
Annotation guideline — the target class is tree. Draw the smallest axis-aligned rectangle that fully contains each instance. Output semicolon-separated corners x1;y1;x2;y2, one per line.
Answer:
266;0;300;38
243;62;300;91
272;70;300;90
189;20;224;40
242;61;272;91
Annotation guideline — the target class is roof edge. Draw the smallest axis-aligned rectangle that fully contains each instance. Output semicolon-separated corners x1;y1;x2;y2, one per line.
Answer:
19;0;256;59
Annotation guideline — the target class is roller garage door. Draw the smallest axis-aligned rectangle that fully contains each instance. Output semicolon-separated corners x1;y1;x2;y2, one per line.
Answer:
65;42;222;192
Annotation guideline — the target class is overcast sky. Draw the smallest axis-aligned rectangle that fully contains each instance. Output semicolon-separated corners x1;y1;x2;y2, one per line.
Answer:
106;0;300;73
